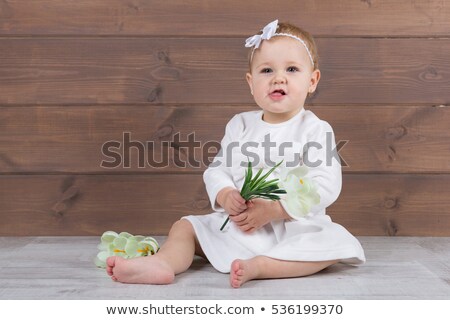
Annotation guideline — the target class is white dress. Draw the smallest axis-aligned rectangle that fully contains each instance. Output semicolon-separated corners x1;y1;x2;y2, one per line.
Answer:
183;108;366;273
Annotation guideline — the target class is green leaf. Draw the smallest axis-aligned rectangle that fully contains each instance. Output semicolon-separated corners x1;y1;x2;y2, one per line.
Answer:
221;160;286;231
258;178;280;188
248;160;284;191
247;167;264;190
245;160;253;183
255;195;281;201
240;159;254;198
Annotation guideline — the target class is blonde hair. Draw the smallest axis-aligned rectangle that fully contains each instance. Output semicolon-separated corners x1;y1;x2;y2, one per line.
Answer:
247;21;319;71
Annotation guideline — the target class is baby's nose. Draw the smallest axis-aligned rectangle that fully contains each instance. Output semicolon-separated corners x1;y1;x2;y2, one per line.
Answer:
273;73;286;84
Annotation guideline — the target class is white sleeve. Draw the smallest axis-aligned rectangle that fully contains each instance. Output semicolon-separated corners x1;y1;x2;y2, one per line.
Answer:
203;114;241;212
281;120;342;220
306;121;342;215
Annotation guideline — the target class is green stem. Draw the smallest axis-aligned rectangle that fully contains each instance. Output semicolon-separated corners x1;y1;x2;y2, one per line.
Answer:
220;217;230;231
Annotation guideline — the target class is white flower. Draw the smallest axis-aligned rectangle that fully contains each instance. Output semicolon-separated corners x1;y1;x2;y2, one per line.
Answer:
278;166;320;218
94;231;160;268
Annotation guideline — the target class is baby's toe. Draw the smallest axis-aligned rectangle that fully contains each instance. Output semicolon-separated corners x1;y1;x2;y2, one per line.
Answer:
236;269;244;276
231;259;241;271
231;279;241;288
106;256;117;268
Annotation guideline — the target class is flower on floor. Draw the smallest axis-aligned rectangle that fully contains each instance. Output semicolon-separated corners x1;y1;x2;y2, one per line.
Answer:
94;231;160;268
278;165;321;218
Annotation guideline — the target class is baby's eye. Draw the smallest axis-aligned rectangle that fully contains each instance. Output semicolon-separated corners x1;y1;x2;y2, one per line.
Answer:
287;66;299;72
260;68;272;73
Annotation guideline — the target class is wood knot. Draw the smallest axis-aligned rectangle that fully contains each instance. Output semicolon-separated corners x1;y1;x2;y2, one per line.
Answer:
154;125;174;140
386;145;397;162
193;199;210;210
157;51;171;64
384;197;398;209
387;219;398;236
52;185;80;216
52;202;67;216
385;125;407;140
127;4;140;13
151;66;181;80
61;186;79;201
147;85;163;102
420;66;442;81
360;0;372;7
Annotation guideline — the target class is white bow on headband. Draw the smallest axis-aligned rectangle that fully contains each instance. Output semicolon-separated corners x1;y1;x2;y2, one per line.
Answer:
245;19;279;49
245;19;314;66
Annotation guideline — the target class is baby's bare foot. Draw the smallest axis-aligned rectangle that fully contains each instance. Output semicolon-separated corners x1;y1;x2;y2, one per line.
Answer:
106;255;175;284
230;259;259;288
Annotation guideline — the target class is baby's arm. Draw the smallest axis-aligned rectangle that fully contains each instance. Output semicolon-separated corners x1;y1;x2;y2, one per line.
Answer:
304;121;342;215
216;187;247;217
203;114;244;212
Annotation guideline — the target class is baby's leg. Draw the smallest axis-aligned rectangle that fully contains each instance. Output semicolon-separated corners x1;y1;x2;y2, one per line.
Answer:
107;219;202;284
230;256;338;288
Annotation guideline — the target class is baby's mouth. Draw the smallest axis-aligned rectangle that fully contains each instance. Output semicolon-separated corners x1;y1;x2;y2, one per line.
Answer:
270;89;286;97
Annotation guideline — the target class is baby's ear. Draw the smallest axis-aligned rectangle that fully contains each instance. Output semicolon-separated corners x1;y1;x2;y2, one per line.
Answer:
309;69;321;92
246;72;253;92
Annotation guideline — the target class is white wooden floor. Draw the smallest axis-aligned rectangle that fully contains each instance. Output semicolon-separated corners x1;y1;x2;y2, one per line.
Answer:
0;236;449;299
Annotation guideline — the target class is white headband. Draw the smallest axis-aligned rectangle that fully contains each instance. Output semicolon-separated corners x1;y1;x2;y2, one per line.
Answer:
245;19;314;66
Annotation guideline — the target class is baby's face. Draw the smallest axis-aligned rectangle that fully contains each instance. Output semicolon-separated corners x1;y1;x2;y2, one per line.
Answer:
246;37;320;124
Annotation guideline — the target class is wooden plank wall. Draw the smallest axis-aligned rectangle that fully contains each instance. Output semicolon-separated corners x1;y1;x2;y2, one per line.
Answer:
1;0;449;236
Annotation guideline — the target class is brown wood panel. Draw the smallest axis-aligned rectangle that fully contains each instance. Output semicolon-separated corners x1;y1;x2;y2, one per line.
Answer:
1;105;449;174
1;38;450;105
338;174;450;237
0;174;448;236
0;174;207;236
311;105;450;174
1;0;449;36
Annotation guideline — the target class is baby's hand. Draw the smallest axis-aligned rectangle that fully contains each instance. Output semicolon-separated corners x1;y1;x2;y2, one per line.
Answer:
216;187;247;217
229;199;273;233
